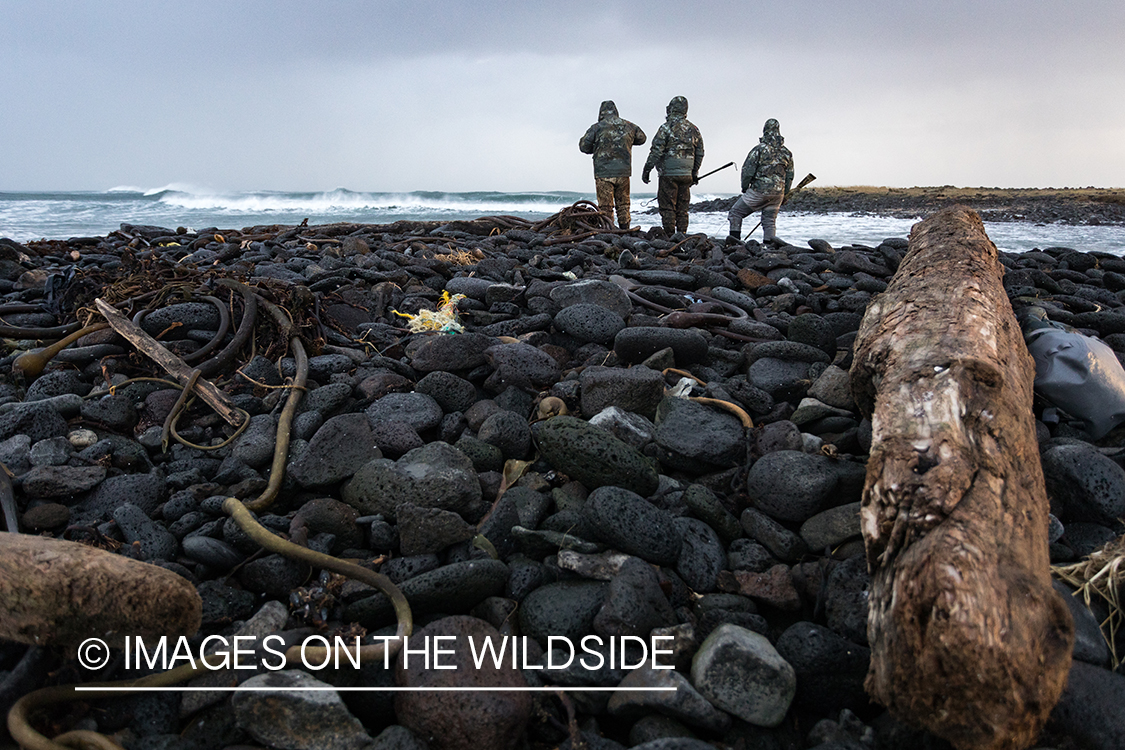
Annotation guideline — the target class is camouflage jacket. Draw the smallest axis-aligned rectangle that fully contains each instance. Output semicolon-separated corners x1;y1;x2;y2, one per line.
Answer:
742;136;794;195
579;101;647;179
643;97;704;179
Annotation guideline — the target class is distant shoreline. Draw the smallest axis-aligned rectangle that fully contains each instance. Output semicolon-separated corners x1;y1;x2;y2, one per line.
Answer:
686;186;1125;226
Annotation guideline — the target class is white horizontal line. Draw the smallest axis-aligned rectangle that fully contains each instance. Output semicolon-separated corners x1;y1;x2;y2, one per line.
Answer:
75;686;677;693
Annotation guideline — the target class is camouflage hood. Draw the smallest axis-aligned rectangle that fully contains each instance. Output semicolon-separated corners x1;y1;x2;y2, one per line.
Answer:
599;100;619;121
667;96;689;120
645;96;703;178
760;118;784;147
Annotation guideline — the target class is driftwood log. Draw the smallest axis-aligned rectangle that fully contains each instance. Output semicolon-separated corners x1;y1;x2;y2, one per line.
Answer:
0;532;201;650
850;206;1074;750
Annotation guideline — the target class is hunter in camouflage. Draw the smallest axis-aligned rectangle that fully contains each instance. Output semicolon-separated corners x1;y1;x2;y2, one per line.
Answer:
579;101;647;229
642;96;704;235
727;118;794;244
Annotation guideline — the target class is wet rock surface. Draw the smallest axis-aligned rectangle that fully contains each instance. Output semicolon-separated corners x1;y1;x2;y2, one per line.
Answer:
0;215;1119;749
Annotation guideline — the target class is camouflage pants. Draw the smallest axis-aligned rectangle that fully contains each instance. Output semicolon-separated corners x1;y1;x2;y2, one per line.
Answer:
728;188;784;241
657;174;692;234
595;176;631;229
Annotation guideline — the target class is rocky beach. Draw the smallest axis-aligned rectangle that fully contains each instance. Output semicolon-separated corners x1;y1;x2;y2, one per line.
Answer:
1;195;1124;750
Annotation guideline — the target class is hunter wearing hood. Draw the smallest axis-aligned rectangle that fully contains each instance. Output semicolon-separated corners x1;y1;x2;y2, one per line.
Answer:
579;100;647;229
727;118;794;245
642;95;704;235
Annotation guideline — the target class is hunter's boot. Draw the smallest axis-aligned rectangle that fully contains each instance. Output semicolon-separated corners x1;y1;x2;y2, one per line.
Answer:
726;223;741;245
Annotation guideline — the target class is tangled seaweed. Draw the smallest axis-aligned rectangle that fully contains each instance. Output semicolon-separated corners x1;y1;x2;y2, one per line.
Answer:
1054;535;1125;668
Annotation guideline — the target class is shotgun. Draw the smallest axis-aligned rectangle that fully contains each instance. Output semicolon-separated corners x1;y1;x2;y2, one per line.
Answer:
783;172;817;205
693;161;735;183
640;161;735;206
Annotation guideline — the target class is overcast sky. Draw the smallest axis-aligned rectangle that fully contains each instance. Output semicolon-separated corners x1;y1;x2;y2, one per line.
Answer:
2;0;1123;193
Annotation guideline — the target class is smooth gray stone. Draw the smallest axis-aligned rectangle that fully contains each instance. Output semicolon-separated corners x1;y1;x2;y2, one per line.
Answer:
181;535;245;570
483;342;561;391
799;502;861;551
230;413;278;469
407;332;498;373
608;666;730;734
232;670;371;750
653;396;744;471
1053;580;1111;667
746;450;839;523
583;485;682;566
691;623;796;728
518;579;608;644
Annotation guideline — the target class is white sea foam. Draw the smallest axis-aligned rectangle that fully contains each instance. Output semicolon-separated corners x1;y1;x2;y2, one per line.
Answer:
2;190;1125;253
157;189;580;215
142;183;211;197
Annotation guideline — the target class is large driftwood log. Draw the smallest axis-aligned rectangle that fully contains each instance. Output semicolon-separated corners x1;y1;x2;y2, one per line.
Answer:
0;532;201;649
850;206;1074;750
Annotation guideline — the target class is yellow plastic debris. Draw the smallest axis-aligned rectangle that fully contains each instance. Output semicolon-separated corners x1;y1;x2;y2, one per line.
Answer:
392;291;467;334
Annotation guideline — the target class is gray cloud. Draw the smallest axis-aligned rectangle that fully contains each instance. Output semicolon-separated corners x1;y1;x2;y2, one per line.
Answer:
2;1;1123;191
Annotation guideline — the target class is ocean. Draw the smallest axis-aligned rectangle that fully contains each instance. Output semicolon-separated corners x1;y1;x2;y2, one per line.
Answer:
3;187;1125;256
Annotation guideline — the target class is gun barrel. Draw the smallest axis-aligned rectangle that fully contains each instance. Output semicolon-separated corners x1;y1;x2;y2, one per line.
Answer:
695;161;735;182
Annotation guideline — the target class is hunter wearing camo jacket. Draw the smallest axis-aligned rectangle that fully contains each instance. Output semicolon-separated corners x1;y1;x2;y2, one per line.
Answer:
642;96;704;235
728;118;795;244
579;101;647;230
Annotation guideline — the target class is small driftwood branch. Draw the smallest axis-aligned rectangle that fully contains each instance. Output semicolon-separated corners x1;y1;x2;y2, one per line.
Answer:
850;206;1074;750
0;532;201;649
95;297;246;428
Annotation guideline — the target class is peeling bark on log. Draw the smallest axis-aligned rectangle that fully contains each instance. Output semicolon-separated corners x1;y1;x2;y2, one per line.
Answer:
0;532;202;650
850;206;1074;750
